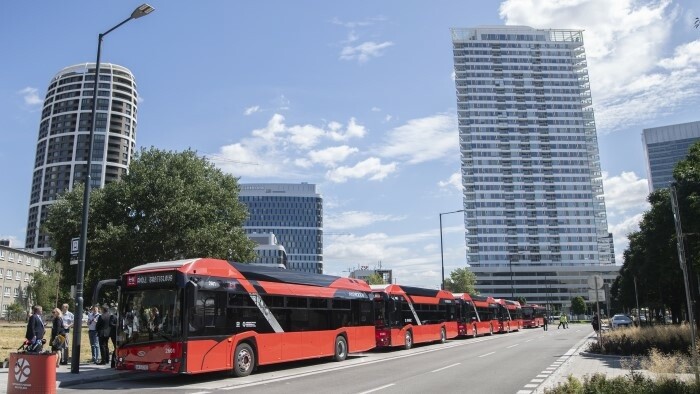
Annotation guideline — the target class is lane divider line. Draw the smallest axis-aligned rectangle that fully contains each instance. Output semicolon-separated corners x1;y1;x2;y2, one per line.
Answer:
431;362;461;373
358;383;396;394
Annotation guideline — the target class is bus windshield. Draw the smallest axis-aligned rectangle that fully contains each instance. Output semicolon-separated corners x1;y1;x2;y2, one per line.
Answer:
118;288;182;346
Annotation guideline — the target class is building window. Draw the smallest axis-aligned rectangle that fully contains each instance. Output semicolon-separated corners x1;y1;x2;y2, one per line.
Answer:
16;271;22;281
0;250;4;259
26;257;32;266
8;252;14;262
17;256;22;264
14;288;18;298
5;270;12;279
3;287;9;297
0;268;3;276
24;273;30;282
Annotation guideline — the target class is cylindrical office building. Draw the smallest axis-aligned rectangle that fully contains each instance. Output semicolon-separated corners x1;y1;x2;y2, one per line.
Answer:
25;63;138;254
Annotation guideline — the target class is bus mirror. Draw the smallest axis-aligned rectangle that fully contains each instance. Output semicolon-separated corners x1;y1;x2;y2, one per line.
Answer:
186;280;197;310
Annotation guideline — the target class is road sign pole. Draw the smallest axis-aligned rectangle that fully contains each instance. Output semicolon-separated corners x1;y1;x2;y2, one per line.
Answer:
595;276;602;350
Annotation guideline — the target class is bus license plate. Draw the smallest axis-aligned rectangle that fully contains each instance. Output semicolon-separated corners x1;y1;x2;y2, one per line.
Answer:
134;364;148;370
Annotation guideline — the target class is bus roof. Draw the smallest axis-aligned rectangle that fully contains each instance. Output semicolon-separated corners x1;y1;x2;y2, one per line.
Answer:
126;258;370;292
370;284;454;300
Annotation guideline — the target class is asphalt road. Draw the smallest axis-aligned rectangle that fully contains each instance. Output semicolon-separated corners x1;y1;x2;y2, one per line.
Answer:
62;325;591;394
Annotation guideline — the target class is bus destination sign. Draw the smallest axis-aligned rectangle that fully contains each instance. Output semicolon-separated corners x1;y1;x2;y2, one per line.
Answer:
126;272;177;287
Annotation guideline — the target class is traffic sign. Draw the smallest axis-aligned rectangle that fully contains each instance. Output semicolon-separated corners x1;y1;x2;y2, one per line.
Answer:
70;237;80;255
587;274;603;289
588;289;605;302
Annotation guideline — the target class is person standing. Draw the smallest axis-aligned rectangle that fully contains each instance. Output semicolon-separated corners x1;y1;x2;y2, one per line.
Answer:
557;313;567;329
592;313;600;332
542;314;548;331
109;308;118;367
96;306;111;365
87;305;101;364
60;303;74;365
50;308;66;367
25;305;45;351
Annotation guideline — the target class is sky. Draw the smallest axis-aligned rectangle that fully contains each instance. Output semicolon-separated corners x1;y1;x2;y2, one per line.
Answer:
2;1;700;288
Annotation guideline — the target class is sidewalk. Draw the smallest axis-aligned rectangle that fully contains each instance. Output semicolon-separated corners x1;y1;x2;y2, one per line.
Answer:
533;333;694;393
0;359;134;390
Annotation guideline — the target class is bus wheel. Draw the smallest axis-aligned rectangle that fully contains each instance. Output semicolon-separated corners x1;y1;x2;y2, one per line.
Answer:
404;331;413;350
333;336;347;362
440;328;447;344
233;343;255;377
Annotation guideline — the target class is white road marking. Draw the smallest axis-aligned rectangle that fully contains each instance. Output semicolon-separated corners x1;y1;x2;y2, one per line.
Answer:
431;362;461;373
358;383;395;394
516;391;533;394
478;351;495;358
525;339;533;342
531;378;544;383
506;344;519;349
524;384;538;388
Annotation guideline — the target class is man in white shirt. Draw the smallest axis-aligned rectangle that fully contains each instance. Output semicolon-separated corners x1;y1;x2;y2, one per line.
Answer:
87;305;101;363
61;303;74;365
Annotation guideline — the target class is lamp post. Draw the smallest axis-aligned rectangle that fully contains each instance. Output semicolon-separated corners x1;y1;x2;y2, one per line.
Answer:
509;257;515;299
439;209;465;290
71;3;154;374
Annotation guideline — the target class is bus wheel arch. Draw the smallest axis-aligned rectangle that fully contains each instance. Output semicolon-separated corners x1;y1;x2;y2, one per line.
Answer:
403;330;413;350
333;334;348;362
232;341;256;377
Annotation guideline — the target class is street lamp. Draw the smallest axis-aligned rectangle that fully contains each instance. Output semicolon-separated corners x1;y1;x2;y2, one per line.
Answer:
72;3;154;374
439;209;465;290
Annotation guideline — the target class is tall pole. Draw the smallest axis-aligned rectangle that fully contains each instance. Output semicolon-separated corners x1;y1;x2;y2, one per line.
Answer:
633;277;640;325
439;209;465;290
71;4;154;374
670;185;698;385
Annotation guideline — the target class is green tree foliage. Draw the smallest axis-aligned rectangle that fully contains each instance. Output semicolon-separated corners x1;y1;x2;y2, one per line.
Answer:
44;148;256;305
366;273;385;285
571;296;587;315
26;259;64;311
444;267;477;293
516;297;527;305
6;302;26;322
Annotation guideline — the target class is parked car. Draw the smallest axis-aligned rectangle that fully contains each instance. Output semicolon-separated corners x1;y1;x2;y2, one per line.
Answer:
610;314;633;329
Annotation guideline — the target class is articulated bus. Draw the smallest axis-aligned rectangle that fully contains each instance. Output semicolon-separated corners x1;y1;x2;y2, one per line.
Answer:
453;293;496;337
522;304;546;328
371;284;458;349
504;300;523;331
465;295;499;336
108;258;375;376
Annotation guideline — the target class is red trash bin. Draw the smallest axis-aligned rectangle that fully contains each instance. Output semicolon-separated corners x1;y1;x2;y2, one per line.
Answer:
7;352;57;394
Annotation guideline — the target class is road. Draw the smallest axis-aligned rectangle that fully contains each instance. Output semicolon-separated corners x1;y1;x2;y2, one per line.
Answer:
62;325;591;394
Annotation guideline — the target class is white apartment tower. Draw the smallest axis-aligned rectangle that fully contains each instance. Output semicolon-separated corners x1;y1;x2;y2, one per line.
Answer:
25;63;138;254
452;26;617;310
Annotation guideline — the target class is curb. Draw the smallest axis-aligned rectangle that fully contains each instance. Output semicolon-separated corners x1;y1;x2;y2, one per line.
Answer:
534;333;597;393
58;369;140;388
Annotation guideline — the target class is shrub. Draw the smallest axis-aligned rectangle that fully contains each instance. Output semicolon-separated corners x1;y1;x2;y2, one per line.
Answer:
586;325;693;356
544;372;700;393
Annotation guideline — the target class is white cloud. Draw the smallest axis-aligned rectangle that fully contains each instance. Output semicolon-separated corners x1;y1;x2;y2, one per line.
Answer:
251;113;286;142
499;0;700;133
244;105;260;115
288;124;327;149
326;157;397;183
438;172;463;192
327;117;367;141
325;211;405;230
371;107;381;112
378;113;458;164
340;41;394;63
308;145;358;167
384;115;392;122
18;87;41;106
610;213;644;264
602;171;650;218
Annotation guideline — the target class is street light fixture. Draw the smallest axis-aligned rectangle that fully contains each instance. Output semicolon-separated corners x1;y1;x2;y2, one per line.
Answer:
72;3;154;374
439;209;465;290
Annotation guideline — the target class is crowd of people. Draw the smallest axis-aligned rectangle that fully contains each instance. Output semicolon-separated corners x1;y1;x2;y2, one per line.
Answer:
23;303;118;367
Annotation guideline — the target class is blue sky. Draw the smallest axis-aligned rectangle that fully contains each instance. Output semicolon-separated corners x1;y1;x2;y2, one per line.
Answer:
2;1;700;287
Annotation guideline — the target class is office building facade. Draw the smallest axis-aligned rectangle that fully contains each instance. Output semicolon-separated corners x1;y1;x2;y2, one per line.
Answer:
452;26;616;310
642;120;700;192
239;183;323;273
25;63;138;254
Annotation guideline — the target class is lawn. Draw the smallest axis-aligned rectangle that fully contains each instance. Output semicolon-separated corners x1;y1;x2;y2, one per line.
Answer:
0;322;94;364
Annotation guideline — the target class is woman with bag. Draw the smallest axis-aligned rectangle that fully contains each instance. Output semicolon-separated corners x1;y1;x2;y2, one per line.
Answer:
50;308;66;367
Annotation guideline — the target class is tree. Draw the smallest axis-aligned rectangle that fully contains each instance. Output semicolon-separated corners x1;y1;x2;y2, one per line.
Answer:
571;296;587;316
366;273;385;285
444;267;477;293
6;302;26;322
26;259;64;311
44;148;256;305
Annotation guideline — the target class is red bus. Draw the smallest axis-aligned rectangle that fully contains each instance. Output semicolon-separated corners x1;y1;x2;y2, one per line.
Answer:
371;284;458;349
110;258;375;376
504;300;523;331
453;293;497;337
522;304;546;328
470;295;499;335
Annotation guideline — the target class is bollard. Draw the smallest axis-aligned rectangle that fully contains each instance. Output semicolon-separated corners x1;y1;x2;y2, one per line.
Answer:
7;352;57;394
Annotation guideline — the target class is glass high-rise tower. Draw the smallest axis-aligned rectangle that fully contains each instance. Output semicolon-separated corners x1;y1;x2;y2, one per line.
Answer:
238;183;323;273
642;120;700;192
25;63;138;254
451;26;617;309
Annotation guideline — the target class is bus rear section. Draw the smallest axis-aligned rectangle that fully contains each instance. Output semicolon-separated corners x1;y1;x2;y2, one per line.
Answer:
504;300;523;331
470;295;499;336
522;304;546;328
453;293;478;337
115;258;375;376
372;284;457;349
